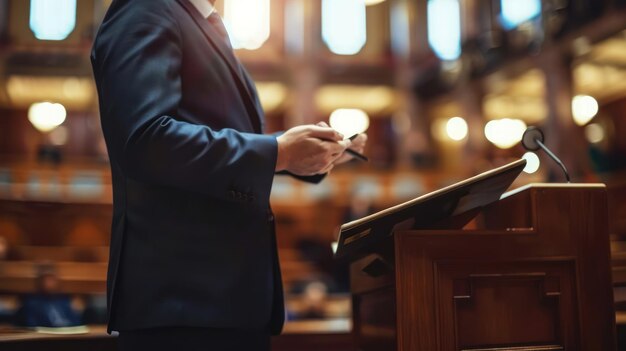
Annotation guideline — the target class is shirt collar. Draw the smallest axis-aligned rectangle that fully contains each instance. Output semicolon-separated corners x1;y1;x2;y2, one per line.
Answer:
188;0;215;18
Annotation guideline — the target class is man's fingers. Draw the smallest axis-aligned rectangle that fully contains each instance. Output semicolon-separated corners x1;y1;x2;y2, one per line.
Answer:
337;139;352;150
321;139;351;156
316;121;330;128
307;126;344;141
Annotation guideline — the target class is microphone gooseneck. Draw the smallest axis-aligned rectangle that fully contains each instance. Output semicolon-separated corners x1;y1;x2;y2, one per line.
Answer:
533;138;571;183
521;126;571;183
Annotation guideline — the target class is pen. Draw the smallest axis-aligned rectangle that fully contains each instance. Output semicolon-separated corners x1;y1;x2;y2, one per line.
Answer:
345;134;369;162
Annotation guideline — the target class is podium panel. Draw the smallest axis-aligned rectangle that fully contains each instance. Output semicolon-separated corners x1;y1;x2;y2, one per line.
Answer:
348;185;616;351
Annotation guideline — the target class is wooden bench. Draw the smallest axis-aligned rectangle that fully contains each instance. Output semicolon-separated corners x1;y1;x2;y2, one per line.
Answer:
0;262;107;295
8;246;109;263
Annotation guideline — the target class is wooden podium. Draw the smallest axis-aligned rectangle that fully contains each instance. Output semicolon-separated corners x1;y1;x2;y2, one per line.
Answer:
346;184;616;350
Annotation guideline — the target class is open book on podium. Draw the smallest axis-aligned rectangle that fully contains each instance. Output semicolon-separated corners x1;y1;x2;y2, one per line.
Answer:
335;158;527;259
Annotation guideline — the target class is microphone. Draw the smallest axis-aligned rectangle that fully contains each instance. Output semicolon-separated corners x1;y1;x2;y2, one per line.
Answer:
521;126;571;183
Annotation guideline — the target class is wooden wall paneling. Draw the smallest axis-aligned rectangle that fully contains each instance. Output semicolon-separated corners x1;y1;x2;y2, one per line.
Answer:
0;199;112;246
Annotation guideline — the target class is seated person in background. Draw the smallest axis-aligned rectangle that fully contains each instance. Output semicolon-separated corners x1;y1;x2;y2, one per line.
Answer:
0;236;14;323
15;262;82;328
296;238;349;293
287;280;329;320
299;281;329;320
82;294;108;325
0;236;7;260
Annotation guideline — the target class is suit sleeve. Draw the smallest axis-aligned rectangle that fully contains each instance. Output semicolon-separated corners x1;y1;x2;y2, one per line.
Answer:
276;171;325;184
92;4;276;204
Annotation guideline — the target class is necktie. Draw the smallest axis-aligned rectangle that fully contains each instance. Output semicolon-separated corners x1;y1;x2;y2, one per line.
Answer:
207;12;232;50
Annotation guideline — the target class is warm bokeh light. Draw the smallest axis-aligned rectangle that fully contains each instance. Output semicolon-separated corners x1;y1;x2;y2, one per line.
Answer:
28;102;67;133
255;82;288;113
484;118;527;149
30;0;76;40
522;152;540;174
365;0;386;5
445;117;468;141
322;0;367;55
427;0;461;61
6;76;94;109
223;0;270;50
329;109;370;137
585;123;605;144
316;85;397;115
500;0;541;30
572;95;599;126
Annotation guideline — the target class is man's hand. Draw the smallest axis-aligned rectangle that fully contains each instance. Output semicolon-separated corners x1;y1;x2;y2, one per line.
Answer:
276;125;352;176
334;133;367;165
315;122;368;166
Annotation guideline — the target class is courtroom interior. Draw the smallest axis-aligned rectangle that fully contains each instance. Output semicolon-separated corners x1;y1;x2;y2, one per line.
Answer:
0;0;625;350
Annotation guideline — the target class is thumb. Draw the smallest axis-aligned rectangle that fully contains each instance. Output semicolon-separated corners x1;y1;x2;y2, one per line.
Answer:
326;139;352;154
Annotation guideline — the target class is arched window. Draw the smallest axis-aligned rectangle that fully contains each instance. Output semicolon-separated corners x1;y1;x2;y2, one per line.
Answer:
390;1;410;57
223;0;271;50
427;0;461;61
285;0;305;54
322;0;367;55
29;0;77;40
500;0;541;30
428;0;461;60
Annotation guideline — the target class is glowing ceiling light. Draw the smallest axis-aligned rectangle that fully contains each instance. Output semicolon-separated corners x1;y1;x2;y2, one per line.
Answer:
223;0;270;50
584;123;605;144
572;95;599;126
522;152;540;174
446;117;468;141
500;0;541;30
427;0;461;61
316;85;396;115
30;0;77;40
322;0;367;55
6;76;94;109
484;118;527;149
28;102;67;133
329;109;370;137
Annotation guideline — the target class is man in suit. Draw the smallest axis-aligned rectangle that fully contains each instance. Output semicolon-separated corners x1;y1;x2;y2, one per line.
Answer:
90;0;367;349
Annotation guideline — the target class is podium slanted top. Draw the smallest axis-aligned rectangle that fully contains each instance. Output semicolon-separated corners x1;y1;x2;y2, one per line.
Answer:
335;159;527;259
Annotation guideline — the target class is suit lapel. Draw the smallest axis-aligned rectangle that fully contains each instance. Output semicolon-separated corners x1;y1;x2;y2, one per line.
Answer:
176;0;263;133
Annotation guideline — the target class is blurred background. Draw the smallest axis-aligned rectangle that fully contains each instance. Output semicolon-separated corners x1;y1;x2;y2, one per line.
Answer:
0;0;625;339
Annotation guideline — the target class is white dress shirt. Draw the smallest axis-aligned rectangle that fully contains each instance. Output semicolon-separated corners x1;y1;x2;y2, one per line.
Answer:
188;0;215;18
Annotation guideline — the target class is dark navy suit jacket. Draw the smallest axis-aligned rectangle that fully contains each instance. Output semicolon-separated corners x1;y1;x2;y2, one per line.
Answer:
91;0;319;334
